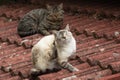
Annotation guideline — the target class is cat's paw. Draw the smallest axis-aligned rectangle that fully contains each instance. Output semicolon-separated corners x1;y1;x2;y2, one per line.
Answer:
45;32;50;35
31;68;37;72
30;68;40;74
72;67;79;72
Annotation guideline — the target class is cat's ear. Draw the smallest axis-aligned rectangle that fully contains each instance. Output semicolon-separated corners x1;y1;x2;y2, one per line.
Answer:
58;3;63;10
65;24;70;31
46;4;52;10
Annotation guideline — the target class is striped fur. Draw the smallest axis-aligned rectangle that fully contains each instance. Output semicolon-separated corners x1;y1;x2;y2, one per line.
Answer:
17;3;64;37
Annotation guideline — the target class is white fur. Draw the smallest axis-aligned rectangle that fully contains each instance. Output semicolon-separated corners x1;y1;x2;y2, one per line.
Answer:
31;24;77;72
31;34;57;72
56;33;76;63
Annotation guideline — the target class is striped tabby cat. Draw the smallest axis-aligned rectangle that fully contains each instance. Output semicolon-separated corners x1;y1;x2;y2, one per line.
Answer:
31;24;79;73
17;3;64;37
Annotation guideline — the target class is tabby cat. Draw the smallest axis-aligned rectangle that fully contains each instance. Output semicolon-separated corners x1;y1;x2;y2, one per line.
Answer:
17;3;64;37
31;24;79;73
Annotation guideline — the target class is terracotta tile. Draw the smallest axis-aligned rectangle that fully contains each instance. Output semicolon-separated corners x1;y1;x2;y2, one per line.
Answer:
87;45;120;65
0;44;17;56
77;38;106;52
0;28;17;42
98;56;120;69
16;65;32;78
0;49;31;67
77;40;116;58
0;42;8;49
5;60;32;77
39;63;90;80
75;34;92;43
100;73;120;80
77;69;112;80
0;21;17;29
71;18;95;34
68;60;80;66
103;28;120;40
5;76;20;80
0;46;24;59
83;20;110;37
108;61;120;73
0;70;4;75
0;72;12;80
0;2;120;80
114;35;120;43
7;34;21;44
48;66;101;80
82;47;120;63
22;34;41;40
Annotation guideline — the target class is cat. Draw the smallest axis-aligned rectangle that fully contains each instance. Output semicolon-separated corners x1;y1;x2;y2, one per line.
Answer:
31;24;79;74
17;3;64;37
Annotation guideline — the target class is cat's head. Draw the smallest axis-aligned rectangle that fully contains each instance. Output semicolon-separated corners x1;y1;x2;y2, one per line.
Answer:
54;24;73;42
46;3;64;21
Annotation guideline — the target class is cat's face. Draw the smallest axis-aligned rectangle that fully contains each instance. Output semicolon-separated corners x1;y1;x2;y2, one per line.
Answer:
54;24;72;42
46;3;64;22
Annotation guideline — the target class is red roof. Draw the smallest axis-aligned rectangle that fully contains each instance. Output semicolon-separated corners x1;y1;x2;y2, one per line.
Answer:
0;2;120;80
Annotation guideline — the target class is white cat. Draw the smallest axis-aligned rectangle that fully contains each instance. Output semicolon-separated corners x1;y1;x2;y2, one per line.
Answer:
31;24;79;73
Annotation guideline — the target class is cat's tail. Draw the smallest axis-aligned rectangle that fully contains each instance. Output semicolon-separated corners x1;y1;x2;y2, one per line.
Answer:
18;30;37;37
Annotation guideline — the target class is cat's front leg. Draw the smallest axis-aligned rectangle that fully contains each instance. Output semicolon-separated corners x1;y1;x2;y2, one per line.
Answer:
37;27;50;35
60;62;79;72
30;68;40;76
58;59;79;72
41;30;50;35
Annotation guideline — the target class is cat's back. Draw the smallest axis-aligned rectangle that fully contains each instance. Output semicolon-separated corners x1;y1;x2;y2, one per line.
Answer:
23;8;47;19
27;8;46;14
38;35;55;46
32;35;55;51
